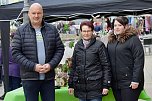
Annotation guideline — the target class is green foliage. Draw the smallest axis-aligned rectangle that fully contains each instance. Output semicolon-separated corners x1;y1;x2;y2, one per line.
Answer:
69;41;74;48
61;63;69;73
63;24;69;31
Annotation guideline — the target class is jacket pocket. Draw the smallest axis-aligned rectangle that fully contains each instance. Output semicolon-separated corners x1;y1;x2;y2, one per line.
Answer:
118;66;132;80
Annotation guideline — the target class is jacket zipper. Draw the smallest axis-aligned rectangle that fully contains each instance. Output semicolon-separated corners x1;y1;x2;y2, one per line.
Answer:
84;48;87;99
115;41;119;88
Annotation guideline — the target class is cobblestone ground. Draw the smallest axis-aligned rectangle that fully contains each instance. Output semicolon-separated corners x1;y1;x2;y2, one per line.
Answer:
0;82;4;101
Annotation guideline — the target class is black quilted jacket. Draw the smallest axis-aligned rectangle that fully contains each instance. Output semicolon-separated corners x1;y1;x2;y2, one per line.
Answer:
68;38;111;99
12;22;64;80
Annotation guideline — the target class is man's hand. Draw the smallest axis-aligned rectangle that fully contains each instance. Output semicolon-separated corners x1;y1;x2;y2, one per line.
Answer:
35;64;43;73
43;63;51;73
35;63;51;73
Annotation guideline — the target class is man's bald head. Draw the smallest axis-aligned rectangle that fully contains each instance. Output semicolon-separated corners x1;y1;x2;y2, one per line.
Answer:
29;3;43;12
28;3;43;28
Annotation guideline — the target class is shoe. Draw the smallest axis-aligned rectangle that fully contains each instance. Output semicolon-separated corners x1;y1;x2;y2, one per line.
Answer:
0;93;5;100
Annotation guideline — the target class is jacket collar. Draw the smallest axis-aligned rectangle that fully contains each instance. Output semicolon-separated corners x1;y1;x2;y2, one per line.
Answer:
108;26;137;43
29;20;45;29
78;37;96;49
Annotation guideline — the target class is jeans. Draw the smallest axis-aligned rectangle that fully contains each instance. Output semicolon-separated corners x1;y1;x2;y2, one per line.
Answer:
79;97;102;101
22;79;55;101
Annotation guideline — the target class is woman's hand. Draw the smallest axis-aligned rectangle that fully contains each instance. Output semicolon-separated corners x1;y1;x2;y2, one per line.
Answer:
102;88;109;95
68;88;74;95
130;82;139;89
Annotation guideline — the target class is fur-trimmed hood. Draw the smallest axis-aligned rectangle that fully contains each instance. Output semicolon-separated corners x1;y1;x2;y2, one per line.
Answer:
108;26;138;43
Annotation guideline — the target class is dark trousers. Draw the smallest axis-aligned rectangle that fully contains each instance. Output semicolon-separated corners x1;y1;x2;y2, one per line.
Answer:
1;76;21;99
112;88;142;101
22;79;55;101
79;96;102;101
9;76;21;91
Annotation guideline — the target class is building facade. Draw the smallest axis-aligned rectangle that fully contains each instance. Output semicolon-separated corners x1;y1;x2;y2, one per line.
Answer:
0;0;23;5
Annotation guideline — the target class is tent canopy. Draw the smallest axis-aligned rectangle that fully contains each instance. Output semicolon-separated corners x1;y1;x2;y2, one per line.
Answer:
0;0;152;21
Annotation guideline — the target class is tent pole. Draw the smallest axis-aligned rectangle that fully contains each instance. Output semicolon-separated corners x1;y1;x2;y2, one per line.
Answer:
0;21;10;93
22;0;30;24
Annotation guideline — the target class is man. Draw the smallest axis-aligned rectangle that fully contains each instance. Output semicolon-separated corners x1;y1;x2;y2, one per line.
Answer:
12;3;64;101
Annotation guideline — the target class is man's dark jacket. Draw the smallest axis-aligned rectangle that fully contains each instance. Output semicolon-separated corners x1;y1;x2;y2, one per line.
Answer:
12;22;64;80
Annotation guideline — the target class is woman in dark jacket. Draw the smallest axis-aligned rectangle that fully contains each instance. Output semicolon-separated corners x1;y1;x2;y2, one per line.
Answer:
68;21;111;101
107;16;144;101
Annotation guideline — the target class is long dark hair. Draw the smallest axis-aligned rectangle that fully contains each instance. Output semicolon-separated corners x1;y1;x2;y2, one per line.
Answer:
115;16;128;26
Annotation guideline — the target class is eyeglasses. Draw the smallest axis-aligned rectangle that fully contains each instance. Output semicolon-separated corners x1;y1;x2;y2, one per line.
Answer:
81;30;92;33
